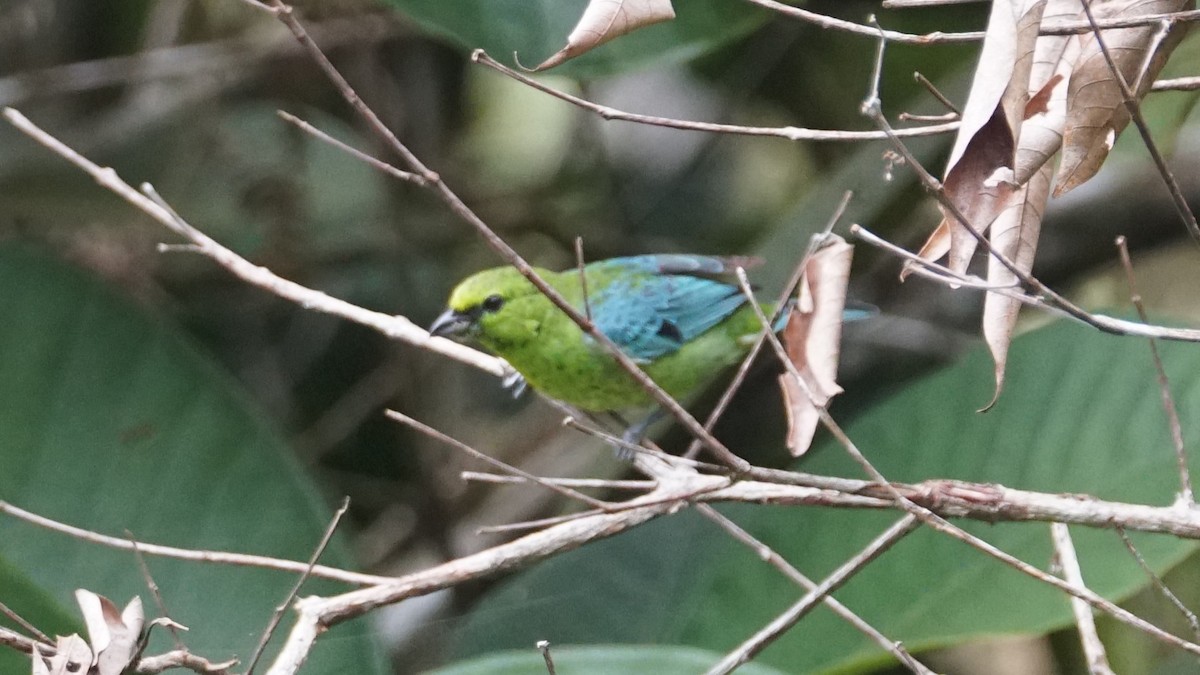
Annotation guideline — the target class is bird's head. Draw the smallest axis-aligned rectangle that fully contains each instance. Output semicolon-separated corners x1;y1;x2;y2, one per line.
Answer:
429;266;541;341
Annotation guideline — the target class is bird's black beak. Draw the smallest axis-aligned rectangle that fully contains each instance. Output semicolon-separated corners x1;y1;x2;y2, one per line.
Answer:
429;308;474;338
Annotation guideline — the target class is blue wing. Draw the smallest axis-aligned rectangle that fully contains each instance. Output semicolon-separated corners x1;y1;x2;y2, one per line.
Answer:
586;255;751;362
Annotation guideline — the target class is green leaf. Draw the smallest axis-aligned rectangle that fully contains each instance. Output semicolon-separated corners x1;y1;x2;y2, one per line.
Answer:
434;645;790;675
379;0;767;78
0;558;81;673
452;319;1200;673
0;245;388;674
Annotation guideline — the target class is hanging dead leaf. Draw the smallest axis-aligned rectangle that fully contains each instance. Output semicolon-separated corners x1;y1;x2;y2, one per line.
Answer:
531;0;676;71
75;590;144;675
916;0;1045;274
980;162;1053;410
31;635;92;675
1055;0;1190;195
779;235;853;456
1014;0;1083;181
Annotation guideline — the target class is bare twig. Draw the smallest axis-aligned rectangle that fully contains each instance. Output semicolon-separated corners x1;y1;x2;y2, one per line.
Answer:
696;505;934;674
706;515;921;674
126;531;187;650
387;410;613;510
0;14;402;108
462;471;656;491
1079;0;1200;246
1116;236;1193;504
245;497;350;675
0;500;393;586
684;190;855;460
741;2;1200;41
537;640;557;675
737;261;1200;659
0;601;51;644
1153;75;1200;91
574;237;592;323
1;107;511;382
0;625;45;655
473;51;959;142
135;649;239;674
913;71;960;115
883;0;985;7
276;111;427;186
1051;524;1115;675
1116;527;1200;641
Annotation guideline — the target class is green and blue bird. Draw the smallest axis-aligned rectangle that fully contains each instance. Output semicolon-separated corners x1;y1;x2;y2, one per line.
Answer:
429;254;781;416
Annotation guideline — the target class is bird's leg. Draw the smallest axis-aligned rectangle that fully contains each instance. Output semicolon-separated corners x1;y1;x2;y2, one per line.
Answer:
613;409;667;461
501;371;528;399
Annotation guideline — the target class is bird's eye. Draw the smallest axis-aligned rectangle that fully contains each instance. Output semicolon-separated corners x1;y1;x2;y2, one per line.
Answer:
482;294;505;313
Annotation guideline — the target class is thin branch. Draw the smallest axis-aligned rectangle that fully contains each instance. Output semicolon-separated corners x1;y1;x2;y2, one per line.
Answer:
264;471;731;675
1079;0;1200;246
913;71;960;115
135;649;239;674
276;111;427;186
462;471;656;491
386;410;613;511
1116;527;1200;641
705;515;920;675
0;500;393;586
472;50;960;142
0;625;45;656
1116;236;1193;505
245;497;350;675
0;601;51;644
1152;75;1200;91
696;505;934;674
1051;524;1115;675
883;0;985;7
574;237;592;323
126;532;187;651
741;2;1200;42
537;640;557;675
684;190;855;460
1;107;511;382
736;262;1200;659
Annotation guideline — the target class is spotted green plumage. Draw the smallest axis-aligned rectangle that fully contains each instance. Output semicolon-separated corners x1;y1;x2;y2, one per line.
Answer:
435;255;768;412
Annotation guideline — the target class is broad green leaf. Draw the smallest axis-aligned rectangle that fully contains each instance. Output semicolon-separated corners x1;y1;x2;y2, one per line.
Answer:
434;645;790;675
379;0;767;78
0;245;388;674
453;319;1200;673
0;559;81;673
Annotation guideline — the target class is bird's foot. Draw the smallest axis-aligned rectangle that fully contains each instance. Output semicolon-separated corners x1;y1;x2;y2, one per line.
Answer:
613;409;666;461
501;371;527;399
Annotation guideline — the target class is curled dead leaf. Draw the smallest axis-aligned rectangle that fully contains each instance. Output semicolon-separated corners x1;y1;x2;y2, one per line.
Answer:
75;590;144;675
532;0;676;71
980;162;1052;410
32;635;92;675
1055;0;1190;195
780;235;853;456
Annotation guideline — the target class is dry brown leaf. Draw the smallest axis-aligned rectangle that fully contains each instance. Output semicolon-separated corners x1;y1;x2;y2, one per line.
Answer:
1055;0;1190;195
779;236;853;456
980;162;1053;409
1014;0;1086;181
532;0;676;71
75;590;144;675
901;220;951;281
918;0;1044;274
32;635;92;675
